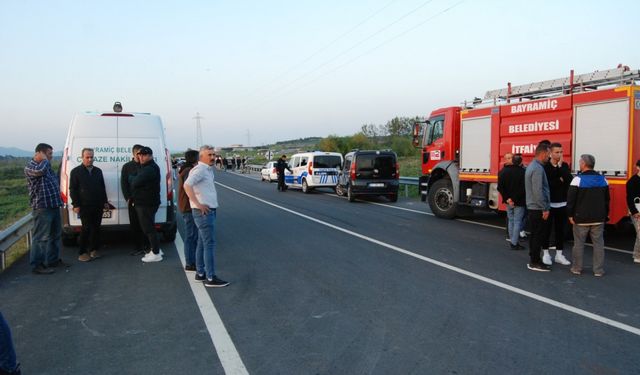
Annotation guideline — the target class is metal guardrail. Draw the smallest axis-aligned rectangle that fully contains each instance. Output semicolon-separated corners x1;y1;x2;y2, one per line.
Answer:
398;176;418;197
0;213;33;270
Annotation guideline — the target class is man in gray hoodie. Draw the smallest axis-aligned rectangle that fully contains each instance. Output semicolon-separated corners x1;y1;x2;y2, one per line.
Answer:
525;143;551;272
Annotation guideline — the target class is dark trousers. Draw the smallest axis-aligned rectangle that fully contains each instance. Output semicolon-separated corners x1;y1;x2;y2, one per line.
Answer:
544;206;568;251
79;206;103;254
135;205;159;254
528;209;550;264
128;202;147;251
277;173;287;191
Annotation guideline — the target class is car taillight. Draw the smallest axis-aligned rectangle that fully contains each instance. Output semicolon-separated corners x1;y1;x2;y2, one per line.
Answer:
308;161;313;176
272;168;276;174
60;147;69;203
165;148;173;201
350;162;356;180
395;162;400;179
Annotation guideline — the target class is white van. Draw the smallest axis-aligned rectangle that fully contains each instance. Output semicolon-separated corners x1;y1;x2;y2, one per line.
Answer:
285;151;343;193
59;103;177;245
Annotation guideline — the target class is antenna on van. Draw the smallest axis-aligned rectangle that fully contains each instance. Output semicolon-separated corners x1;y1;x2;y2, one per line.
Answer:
113;102;123;113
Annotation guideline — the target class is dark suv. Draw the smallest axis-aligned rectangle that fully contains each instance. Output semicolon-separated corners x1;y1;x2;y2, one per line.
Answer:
336;150;399;202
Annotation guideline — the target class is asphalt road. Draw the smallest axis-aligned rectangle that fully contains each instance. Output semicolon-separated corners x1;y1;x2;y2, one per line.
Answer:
1;169;639;374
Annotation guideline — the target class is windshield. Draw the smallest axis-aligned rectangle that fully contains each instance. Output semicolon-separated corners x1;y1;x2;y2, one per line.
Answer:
314;155;342;168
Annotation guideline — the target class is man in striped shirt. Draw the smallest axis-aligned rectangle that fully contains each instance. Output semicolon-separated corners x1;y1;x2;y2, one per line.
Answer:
24;143;65;274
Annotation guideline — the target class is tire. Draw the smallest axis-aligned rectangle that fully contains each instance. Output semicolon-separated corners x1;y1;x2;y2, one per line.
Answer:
335;184;344;196
302;179;310;194
261;176;265;181
427;179;456;219
62;235;78;247
388;193;398;203
267;176;272;183
347;185;356;202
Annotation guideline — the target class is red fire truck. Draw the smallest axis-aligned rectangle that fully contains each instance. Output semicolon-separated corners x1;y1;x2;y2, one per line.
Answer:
412;66;640;225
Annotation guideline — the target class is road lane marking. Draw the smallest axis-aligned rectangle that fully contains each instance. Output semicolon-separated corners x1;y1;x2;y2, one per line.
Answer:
217;181;640;337
322;193;633;255
175;232;249;375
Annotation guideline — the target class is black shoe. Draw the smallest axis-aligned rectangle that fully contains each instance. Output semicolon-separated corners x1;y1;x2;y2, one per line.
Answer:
185;264;196;272
32;265;55;275
130;249;145;256
48;259;71;268
510;244;525;251
204;276;229;288
527;263;551;272
195;273;206;281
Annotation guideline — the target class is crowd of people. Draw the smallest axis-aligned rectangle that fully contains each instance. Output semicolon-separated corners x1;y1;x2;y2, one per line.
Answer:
497;140;637;276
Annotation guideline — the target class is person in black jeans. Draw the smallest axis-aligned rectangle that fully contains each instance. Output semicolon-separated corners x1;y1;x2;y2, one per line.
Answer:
121;144;147;255
525;144;552;272
275;155;292;192
542;142;573;266
130;146;162;263
69;148;109;262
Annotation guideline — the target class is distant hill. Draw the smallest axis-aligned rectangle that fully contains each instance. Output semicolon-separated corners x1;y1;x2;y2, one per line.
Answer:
0;147;63;157
268;137;321;150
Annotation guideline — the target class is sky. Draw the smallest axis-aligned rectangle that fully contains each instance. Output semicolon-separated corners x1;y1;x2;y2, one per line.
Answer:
1;0;639;152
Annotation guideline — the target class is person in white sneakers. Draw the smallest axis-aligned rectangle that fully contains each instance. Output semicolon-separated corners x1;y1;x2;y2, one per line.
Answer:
542;142;572;266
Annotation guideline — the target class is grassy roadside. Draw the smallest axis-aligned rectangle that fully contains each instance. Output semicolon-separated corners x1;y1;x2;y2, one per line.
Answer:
1;157;34;270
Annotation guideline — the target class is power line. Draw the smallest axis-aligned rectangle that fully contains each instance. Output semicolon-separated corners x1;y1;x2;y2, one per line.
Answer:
253;0;437;104
264;0;466;101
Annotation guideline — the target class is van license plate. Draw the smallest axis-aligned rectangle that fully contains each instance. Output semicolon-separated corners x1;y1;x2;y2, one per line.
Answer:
369;183;384;188
102;210;112;219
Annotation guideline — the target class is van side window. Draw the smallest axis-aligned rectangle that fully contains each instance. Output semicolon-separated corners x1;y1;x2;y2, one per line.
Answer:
290;157;300;168
343;156;352;171
300;157;308;167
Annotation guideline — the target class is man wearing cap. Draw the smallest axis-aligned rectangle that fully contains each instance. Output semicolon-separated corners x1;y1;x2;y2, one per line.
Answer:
121;144;147;256
130;146;163;263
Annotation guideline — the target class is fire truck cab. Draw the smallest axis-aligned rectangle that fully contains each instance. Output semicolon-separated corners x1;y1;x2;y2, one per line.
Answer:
413;66;640;225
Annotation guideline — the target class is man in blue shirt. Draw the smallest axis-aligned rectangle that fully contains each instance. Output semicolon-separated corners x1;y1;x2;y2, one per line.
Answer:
24;143;67;274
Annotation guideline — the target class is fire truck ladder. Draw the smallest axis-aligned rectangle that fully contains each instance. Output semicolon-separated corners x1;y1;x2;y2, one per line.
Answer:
484;66;640;101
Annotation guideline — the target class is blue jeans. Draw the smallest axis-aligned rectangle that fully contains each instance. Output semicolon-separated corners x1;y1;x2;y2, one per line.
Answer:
182;211;198;266
192;208;217;280
0;311;18;373
506;205;526;246
30;208;61;269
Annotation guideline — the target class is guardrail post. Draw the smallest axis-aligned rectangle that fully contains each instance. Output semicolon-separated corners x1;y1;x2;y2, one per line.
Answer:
404;184;409;197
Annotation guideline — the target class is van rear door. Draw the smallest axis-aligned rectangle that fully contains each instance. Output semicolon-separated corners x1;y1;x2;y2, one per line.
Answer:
356;153;396;179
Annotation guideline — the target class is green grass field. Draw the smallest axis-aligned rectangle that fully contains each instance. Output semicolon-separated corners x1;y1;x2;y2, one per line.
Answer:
0;158;31;230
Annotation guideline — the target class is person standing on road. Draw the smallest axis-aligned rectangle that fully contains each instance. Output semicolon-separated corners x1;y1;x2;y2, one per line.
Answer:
498;153;526;250
178;149;199;271
69;148;109;262
24;143;67;274
275;154;292;192
626;159;640;264
542;142;573;266
121;144;147;256
567;154;609;277
130;146;163;263
525;143;552;272
0;311;20;375
183;145;229;288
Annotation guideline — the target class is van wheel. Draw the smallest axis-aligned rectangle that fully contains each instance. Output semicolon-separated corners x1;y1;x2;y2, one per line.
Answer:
62;235;78;247
302;179;310;194
388;193;398;203
347;185;356;202
162;223;177;242
335;184;344;196
428;179;456;219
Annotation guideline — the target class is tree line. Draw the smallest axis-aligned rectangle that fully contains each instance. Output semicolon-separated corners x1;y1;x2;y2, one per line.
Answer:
315;116;421;157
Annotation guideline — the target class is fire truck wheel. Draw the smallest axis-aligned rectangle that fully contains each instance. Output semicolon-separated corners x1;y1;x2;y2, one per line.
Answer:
428;179;456;219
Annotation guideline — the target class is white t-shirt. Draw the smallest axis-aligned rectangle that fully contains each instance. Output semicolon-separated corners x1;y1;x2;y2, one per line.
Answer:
184;161;219;209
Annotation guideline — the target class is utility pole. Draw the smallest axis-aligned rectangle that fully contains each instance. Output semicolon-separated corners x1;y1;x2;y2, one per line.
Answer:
194;112;203;148
245;129;251;147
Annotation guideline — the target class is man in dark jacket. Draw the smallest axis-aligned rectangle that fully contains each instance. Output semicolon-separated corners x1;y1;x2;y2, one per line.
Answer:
70;148;108;262
121;144;146;255
178;149;199;271
626;159;640;264
498;153;526;250
567;154;609;276
542;142;573;266
130;146;162;263
275;155;292;192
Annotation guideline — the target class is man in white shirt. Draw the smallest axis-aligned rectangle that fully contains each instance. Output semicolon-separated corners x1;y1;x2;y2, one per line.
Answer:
184;145;229;288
